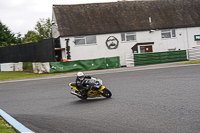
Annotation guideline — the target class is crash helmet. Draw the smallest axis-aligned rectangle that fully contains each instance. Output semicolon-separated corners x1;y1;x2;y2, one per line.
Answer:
77;72;85;80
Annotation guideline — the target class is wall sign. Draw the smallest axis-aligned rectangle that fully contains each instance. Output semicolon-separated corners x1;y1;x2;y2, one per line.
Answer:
106;36;119;49
194;35;200;41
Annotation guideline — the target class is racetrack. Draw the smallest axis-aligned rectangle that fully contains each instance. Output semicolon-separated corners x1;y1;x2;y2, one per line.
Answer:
1;64;200;133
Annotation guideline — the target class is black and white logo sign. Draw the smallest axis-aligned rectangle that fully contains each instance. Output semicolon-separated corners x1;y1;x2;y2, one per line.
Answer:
106;36;119;49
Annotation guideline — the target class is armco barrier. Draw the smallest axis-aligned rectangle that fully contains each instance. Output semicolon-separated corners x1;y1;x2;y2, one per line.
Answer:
50;56;120;73
50;58;106;73
134;50;187;66
50;61;86;73
80;58;107;70
106;56;120;69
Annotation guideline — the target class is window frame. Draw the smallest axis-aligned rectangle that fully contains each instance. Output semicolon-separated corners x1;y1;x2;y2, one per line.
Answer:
74;35;97;45
121;32;137;42
161;29;176;39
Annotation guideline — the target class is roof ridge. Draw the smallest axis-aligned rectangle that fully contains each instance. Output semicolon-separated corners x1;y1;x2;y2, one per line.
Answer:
52;1;159;7
53;0;200;37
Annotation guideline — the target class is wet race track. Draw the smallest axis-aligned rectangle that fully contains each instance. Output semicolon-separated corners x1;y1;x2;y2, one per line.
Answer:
1;65;200;133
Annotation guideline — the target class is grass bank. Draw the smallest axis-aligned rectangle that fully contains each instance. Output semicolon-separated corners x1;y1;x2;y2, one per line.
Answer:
178;60;200;64
0;71;69;81
0;117;16;133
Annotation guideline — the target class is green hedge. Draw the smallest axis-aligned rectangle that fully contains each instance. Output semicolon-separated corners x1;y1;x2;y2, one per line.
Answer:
23;62;33;72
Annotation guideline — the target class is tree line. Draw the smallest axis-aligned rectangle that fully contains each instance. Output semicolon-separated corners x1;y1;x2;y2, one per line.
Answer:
0;18;52;47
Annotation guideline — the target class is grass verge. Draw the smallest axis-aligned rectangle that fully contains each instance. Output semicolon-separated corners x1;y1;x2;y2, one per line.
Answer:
178;60;200;64
0;117;16;133
0;71;69;81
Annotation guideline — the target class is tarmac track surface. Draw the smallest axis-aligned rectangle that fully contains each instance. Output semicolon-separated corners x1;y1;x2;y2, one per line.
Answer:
0;64;200;133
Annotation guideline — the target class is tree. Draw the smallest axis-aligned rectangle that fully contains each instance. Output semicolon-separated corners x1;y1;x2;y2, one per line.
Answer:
35;18;52;40
22;18;52;44
0;21;21;47
22;30;42;44
15;32;22;45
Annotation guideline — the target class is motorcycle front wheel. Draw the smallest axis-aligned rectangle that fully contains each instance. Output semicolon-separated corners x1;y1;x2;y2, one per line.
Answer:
102;88;112;98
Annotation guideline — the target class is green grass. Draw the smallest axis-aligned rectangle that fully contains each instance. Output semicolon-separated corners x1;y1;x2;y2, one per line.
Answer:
178;59;200;64
0;71;69;81
0;117;16;133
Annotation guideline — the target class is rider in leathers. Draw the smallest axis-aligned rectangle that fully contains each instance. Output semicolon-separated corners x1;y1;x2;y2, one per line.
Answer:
76;72;92;96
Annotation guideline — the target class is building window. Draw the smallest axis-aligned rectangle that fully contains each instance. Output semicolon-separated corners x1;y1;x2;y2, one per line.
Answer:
161;29;176;38
75;35;96;45
121;32;136;41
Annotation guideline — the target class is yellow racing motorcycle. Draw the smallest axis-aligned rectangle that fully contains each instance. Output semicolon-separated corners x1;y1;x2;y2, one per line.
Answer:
69;78;112;100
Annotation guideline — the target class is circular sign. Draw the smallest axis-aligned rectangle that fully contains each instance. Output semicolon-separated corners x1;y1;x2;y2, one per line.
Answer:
106;36;119;49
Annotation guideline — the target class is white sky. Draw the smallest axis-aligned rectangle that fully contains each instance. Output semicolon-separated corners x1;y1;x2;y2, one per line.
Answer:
0;0;118;36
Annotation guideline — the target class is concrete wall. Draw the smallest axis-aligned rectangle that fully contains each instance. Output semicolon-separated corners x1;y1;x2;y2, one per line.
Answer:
59;27;200;66
188;46;200;61
32;62;50;74
0;63;23;72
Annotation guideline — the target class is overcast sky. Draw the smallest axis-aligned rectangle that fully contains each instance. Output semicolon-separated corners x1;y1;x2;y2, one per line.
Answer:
0;0;118;36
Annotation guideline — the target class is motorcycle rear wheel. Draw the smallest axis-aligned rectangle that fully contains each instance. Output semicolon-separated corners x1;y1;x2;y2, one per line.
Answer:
102;88;112;98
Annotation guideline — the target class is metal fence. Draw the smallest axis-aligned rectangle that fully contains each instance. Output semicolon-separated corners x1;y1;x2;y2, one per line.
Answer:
0;38;55;63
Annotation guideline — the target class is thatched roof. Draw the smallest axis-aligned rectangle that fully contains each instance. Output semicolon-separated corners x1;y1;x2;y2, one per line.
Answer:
53;0;200;37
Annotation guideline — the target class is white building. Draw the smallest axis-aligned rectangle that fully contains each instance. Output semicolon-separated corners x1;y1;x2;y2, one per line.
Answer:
52;0;200;66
